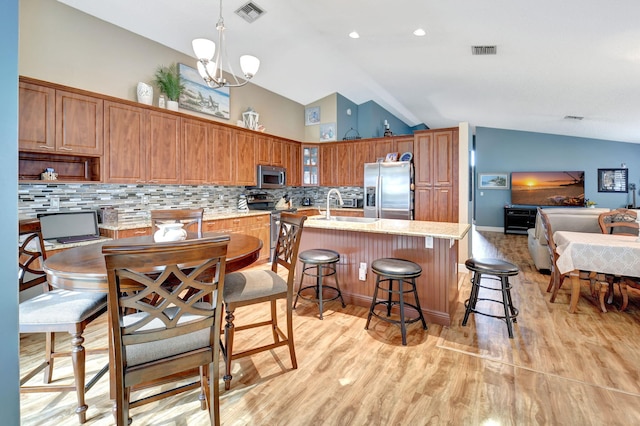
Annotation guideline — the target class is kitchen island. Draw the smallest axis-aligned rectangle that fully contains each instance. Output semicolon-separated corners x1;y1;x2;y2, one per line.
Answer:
298;217;470;326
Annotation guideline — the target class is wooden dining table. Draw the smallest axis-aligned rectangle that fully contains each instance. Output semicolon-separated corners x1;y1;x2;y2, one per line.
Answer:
43;232;263;399
554;230;640;313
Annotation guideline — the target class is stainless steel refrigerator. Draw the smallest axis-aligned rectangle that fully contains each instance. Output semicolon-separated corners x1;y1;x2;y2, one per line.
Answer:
364;161;413;220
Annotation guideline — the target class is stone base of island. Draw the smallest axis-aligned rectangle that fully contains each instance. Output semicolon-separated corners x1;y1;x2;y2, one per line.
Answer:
297;216;470;326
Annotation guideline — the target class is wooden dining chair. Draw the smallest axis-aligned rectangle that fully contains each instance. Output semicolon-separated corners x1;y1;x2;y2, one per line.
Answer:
151;208;205;237
18;218;108;424
102;235;229;426
221;212;307;390
598;208;639;236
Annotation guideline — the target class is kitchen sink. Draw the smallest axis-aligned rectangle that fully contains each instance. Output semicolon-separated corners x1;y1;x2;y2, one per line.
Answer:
312;216;379;223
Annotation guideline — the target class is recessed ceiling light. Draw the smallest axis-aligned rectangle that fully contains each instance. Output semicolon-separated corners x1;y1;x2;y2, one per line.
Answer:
413;28;426;37
349;31;360;39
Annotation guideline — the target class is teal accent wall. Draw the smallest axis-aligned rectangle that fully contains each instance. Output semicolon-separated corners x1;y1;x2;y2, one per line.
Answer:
336;94;359;141
356;100;413;138
474;127;640;228
0;0;20;423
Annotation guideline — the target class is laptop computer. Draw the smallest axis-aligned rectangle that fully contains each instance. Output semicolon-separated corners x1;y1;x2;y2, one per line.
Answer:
38;210;101;244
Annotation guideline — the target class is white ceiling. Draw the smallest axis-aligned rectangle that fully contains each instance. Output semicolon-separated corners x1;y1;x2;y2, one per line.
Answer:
59;0;640;143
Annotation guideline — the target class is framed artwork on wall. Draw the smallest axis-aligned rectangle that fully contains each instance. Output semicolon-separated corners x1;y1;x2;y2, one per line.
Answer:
305;106;320;126
598;168;628;192
178;63;230;119
478;173;509;189
319;122;336;141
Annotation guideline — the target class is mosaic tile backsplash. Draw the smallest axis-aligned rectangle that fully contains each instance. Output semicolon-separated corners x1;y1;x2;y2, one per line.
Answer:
19;183;364;224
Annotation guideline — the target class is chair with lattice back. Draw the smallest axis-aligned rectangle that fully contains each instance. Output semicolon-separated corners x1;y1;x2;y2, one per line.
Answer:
102;235;229;426
18;218;108;424
221;212;307;390
598;208;639;236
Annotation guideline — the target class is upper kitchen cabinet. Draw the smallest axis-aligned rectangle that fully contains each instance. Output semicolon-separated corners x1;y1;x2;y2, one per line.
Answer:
351;139;371;187
394;136;414;158
370;138;394;163
147;110;181;184
19;82;55;151
103;101;148;183
234;130;257;186
257;134;284;167
181;118;210;185
19;83;103;156
302;145;319;186
210;124;234;185
414;128;457;187
320;144;338;186
283;141;301;187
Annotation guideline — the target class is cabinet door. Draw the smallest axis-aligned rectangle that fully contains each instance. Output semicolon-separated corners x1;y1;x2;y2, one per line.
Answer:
371;138;393;162
271;138;284;167
210;124;234;185
284;141;301;187
302;145;319;186
433;130;455;186
320;144;338;186
352;140;371;187
147;111;181;184
104;101;147;183
55;90;103;155
19;82;55;152
257;134;271;165
181;118;210;184
415;185;455;222
235;131;256;185
394;136;414;157
335;143;353;186
414;132;433;186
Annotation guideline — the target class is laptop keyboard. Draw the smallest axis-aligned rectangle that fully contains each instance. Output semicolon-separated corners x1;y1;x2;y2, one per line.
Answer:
56;234;101;244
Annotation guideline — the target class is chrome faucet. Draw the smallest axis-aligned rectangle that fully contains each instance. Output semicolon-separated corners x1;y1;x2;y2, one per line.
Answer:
326;188;344;220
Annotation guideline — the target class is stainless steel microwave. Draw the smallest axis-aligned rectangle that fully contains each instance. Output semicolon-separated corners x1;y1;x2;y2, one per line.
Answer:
253;165;286;189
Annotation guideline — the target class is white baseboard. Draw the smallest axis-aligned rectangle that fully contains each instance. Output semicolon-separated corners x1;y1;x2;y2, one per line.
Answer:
475;226;504;233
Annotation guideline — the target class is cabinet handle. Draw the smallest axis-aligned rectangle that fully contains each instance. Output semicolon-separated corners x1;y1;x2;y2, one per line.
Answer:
148;180;159;183
39;145;54;149
58;147;73;151
134;230;146;235
135;180;146;183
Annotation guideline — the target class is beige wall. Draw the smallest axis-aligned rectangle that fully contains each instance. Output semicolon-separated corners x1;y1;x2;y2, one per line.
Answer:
304;93;337;143
18;0;305;141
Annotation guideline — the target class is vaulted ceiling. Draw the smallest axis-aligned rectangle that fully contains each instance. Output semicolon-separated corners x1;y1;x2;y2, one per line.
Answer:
59;0;640;143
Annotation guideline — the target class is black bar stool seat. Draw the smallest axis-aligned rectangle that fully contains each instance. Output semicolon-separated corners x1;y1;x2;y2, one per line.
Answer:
294;249;346;319
462;257;519;338
365;258;428;345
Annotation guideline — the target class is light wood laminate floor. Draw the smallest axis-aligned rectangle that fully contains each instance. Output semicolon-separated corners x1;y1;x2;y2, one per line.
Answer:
19;228;640;425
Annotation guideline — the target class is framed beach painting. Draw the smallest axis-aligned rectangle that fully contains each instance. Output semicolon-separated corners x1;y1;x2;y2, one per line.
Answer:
478;173;509;189
178;63;230;119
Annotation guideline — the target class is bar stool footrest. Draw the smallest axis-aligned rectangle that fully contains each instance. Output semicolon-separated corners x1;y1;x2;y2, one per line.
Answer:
463;297;519;322
368;301;426;327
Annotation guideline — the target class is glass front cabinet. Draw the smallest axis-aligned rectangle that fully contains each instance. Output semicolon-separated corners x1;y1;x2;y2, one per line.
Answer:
302;145;319;186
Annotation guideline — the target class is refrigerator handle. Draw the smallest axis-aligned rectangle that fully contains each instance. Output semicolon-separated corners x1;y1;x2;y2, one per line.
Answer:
377;176;382;218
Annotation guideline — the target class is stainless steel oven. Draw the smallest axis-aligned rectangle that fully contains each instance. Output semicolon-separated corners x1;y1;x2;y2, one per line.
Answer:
247;192;296;261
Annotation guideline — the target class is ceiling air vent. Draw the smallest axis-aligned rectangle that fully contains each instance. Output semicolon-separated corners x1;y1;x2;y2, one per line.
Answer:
471;45;497;55
564;115;584;121
235;2;266;23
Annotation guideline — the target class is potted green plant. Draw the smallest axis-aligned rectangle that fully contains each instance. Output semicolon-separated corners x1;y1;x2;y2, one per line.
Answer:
153;63;184;111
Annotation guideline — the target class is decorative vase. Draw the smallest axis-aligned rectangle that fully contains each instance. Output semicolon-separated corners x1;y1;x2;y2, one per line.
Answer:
136;82;153;105
153;223;187;242
167;100;179;111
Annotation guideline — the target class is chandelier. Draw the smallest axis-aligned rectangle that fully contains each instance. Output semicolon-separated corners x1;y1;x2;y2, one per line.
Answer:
192;0;260;89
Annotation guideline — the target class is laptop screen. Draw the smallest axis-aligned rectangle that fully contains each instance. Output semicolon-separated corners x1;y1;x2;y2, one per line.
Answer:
38;211;100;241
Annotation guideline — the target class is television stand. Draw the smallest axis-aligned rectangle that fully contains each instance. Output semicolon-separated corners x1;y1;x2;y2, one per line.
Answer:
504;206;537;235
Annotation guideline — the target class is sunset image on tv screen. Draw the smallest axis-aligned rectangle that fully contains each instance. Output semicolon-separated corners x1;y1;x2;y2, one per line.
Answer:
511;171;584;206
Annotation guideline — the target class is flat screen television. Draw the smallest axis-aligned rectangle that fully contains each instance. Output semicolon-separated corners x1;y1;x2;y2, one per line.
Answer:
511;171;585;206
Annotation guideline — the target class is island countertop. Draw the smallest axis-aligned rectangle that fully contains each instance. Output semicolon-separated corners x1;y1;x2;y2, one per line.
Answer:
304;215;470;240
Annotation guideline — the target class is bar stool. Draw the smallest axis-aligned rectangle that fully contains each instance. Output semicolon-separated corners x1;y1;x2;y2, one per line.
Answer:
365;258;428;346
294;249;346;319
462;257;519;338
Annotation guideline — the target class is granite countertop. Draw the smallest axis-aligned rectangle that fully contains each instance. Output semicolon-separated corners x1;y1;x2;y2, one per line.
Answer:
99;210;272;231
304;215;471;240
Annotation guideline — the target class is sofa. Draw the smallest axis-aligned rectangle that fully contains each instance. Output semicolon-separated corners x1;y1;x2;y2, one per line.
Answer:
527;207;610;271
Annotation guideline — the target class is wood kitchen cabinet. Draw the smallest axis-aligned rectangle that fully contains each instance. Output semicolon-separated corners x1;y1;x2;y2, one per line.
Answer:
204;214;270;261
147;110;181;184
210;124;234;185
181;118;210;185
284;141;301;187
103;101;147;183
19;83;103;156
351;139;371;186
100;226;152;239
320;143;337;186
414;128;458;222
234;130;257;186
